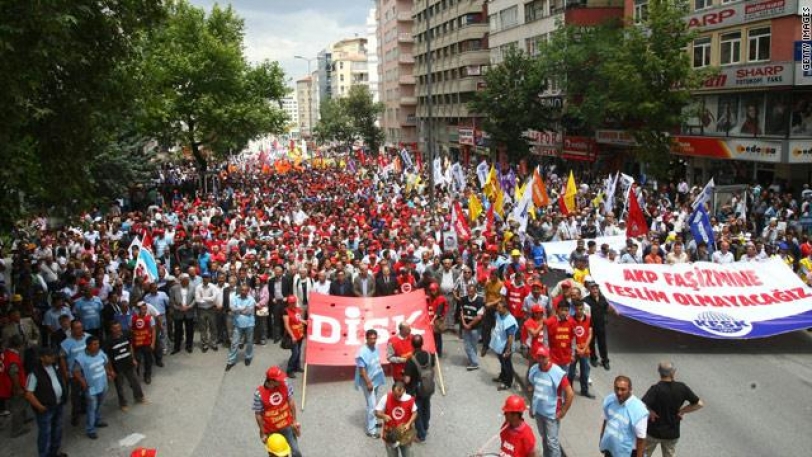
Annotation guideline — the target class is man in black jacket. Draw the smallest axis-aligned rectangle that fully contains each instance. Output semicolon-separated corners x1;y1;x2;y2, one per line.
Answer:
328;270;354;297
266;266;292;344
24;346;68;457
402;335;435;444
583;281;613;371
374;264;399;297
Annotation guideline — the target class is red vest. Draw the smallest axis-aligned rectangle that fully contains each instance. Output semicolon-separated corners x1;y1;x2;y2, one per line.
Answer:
131;314;153;348
573;315;591;352
0;349;25;399
384;392;415;429
286;307;305;341
389;336;413;381
546;316;575;366
427;295;447;320
258;383;294;433
506;282;530;319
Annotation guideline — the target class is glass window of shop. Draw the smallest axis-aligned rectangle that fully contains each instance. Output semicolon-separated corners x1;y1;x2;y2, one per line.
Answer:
681;92;798;138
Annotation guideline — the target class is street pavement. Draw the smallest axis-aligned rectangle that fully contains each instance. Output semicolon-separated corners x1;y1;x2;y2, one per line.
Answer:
3;317;812;457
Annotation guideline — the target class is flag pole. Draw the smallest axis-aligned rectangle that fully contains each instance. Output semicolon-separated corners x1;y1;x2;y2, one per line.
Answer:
300;363;309;411
435;353;447;396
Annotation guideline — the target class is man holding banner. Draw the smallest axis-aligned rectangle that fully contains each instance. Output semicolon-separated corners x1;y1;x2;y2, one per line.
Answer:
355;329;386;439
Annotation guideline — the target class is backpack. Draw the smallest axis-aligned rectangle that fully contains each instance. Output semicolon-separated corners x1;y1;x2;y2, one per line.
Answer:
412;353;435;398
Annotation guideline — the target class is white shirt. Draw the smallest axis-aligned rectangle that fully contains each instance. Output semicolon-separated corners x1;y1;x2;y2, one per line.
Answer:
712;251;735;264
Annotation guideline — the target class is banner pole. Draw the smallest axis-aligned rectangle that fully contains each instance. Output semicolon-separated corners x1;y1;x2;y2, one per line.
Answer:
301;363;309;411
435;354;447;396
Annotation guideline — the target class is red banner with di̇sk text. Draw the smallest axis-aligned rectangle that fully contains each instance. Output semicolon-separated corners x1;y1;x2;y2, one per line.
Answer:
305;290;437;366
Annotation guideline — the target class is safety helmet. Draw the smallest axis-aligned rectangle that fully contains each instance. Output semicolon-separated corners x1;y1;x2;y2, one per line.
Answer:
265;433;291;456
429;282;439;293
502;395;526;413
534;345;550;360
266;366;287;382
286;295;298;304
511;249;521;257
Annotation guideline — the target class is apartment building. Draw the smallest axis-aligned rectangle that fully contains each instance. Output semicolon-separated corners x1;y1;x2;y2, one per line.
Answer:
645;0;811;185
413;0;490;159
368;7;381;104
331;37;369;98
296;76;313;137
280;96;299;132
376;0;419;148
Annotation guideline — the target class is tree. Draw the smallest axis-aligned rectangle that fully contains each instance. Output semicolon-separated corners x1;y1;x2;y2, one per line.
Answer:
541;1;709;178
136;1;288;176
314;99;354;146
345;86;385;154
469;46;557;163
0;0;164;228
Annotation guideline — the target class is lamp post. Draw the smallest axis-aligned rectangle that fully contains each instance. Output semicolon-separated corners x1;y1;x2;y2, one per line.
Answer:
424;0;435;208
294;55;316;139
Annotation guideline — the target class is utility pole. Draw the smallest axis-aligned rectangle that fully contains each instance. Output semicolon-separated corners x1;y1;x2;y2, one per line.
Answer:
425;0;435;208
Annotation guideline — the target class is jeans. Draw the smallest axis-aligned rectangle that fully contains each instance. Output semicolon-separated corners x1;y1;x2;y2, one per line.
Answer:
481;308;495;351
85;390;106;434
498;351;514;386
361;386;379;434
415;395;431;441
287;339;303;374
277;426;303;457
385;443;413;457
197;308;216;347
590;325;609;363
228;326;254;365
34;403;64;457
113;365;144;406
646;435;678;457
155;314;168;359
254;315;267;343
462;328;480;366
173;318;195;351
9;394;28;436
69;378;85;422
135;346;153;379
215;309;230;344
568;355;591;393
535;413;562;457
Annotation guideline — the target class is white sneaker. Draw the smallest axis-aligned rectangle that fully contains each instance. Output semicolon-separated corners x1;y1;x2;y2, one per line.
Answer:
588;377;593;385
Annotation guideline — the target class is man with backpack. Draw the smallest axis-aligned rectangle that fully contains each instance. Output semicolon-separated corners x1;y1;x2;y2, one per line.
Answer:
402;334;435;443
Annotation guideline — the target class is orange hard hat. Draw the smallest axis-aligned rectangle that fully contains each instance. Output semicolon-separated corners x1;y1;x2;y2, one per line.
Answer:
502;395;527;413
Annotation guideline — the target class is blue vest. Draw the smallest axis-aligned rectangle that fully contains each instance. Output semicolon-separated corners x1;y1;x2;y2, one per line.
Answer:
489;313;518;354
60;334;89;371
74;350;109;395
532;245;547;267
74;298;103;330
355;345;385;390
600;394;649;457
529;363;566;419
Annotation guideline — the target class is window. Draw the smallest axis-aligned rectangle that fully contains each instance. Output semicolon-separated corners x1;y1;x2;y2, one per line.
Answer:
720;31;741;65
499;6;518;30
748;27;770;62
526;34;547;56
634;0;648;24
525;0;546;22
693;37;711;68
694;0;712;10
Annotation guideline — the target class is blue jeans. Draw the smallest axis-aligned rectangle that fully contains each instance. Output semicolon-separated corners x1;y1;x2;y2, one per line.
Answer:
568;355;591;393
498;351;514;386
287;339;303;374
535;414;562;457
35;403;64;457
85;390;106;434
361;386;379;434
415;395;431;440
462;328;480;366
227;326;254;365
277;426;303;457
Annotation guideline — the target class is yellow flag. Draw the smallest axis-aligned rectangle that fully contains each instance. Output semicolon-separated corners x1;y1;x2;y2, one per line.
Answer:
483;165;498;200
515;181;527;200
494;186;505;217
563;171;577;214
469;194;483;222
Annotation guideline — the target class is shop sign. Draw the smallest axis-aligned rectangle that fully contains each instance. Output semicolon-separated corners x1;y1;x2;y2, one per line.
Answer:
794;41;812;85
595;130;637;146
459;127;475;145
698;62;793;90
686;0;797;32
523;129;562;147
671;136;783;163
530;145;560;157
788;140;812;163
562;136;597;156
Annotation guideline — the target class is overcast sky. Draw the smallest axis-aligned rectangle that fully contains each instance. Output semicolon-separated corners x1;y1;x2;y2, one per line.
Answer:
190;0;372;87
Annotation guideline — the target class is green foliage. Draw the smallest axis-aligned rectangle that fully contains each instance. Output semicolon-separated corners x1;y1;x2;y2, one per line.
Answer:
314;86;384;151
136;0;289;171
469;46;558;163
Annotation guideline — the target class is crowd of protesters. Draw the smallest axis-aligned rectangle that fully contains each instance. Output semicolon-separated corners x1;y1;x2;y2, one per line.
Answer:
0;148;807;456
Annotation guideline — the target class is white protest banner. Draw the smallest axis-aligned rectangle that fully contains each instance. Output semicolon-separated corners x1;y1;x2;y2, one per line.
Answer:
542;236;628;273
590;258;812;339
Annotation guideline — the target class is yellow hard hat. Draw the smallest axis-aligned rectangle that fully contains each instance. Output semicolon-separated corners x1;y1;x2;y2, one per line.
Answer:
265;433;291;456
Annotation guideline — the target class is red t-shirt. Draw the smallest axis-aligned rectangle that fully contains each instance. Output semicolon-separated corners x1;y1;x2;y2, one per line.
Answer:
505;282;531;320
500;421;537;457
572;314;591;356
545;316;575;366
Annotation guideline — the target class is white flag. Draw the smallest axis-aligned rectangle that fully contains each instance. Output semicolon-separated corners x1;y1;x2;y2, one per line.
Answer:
692;178;715;211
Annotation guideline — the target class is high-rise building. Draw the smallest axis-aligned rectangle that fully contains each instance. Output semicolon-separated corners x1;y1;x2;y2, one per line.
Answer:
296;76;313;137
413;0;490;160
331;37;369;98
377;0;418;148
280;96;299;133
310;69;322;125
316;49;333;104
367;7;381;104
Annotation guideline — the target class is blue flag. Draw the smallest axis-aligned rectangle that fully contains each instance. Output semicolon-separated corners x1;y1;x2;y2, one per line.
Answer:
136;247;159;282
690;205;715;247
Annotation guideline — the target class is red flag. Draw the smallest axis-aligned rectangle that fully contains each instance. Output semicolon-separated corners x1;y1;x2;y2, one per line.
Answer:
414;150;423;171
625;188;649;238
452;202;472;240
485;204;495;234
140;229;154;253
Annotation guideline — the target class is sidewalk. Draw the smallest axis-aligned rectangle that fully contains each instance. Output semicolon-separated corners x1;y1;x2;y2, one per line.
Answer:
477;343;611;457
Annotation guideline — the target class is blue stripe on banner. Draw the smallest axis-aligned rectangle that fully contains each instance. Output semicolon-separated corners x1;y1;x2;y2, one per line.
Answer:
139;247;159;280
608;301;812;339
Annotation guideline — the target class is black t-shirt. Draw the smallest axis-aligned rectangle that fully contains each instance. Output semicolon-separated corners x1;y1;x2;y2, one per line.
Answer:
642;380;700;439
459;295;484;329
403;350;435;396
103;332;134;372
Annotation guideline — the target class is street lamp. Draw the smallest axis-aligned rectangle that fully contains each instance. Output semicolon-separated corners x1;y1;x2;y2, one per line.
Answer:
424;0;435;207
294;55;316;139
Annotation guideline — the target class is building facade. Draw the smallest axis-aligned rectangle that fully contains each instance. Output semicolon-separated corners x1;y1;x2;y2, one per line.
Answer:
621;0;810;185
413;0;491;160
368;7;381;104
377;0;419;148
296;77;313;137
280;96;299;134
331;37;369;98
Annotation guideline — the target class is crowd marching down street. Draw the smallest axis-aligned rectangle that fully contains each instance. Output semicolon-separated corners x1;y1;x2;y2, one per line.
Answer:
16;139;812;457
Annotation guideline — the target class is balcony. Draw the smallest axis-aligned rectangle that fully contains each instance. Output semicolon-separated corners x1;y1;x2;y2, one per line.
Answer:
398;55;415;64
399;74;416;85
398;33;414;43
397;12;413;22
401;115;417;126
400;96;417;105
